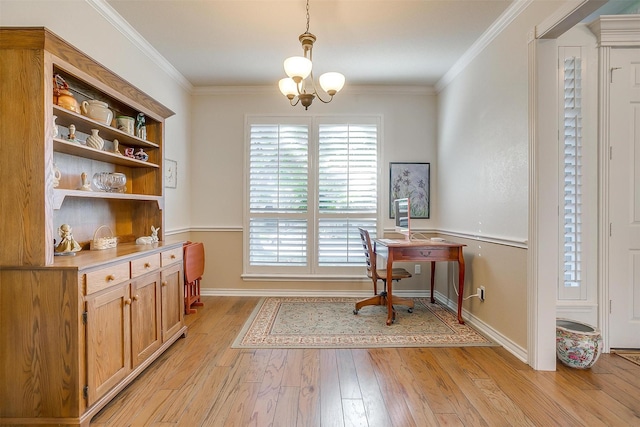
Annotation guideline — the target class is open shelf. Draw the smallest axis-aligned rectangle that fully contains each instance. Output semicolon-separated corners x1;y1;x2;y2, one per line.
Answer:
54;105;159;150
53;138;159;168
53;189;163;210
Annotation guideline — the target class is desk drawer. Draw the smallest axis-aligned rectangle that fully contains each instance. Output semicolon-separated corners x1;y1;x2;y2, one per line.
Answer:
161;247;183;267
393;246;459;262
131;254;161;278
85;263;130;295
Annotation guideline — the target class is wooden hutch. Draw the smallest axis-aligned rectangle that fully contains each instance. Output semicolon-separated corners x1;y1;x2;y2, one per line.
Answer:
0;28;187;426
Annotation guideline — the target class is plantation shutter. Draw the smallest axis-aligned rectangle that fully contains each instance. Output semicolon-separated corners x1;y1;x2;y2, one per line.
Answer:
317;124;377;266
249;124;309;266
561;50;583;296
246;117;379;274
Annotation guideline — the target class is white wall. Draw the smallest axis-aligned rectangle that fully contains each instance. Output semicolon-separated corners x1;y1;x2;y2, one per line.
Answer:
190;86;437;230
436;0;567;356
0;0;192;234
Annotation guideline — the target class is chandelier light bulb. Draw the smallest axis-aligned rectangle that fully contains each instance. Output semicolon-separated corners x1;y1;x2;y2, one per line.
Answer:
279;78;298;99
319;72;345;96
284;56;312;82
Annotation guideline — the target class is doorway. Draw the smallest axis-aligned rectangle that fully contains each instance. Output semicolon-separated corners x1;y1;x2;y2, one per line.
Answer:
607;47;640;349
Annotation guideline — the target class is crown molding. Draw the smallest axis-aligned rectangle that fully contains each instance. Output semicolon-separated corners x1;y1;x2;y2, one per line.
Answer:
193;84;435;96
86;0;193;92
435;0;534;92
588;14;640;46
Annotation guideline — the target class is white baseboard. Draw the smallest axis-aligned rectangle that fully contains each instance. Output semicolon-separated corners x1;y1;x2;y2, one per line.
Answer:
201;288;526;361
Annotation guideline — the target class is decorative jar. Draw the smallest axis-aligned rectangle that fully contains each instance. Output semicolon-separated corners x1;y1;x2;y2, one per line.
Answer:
86;129;104;150
81;100;113;125
556;318;602;369
116;116;135;134
53;74;80;113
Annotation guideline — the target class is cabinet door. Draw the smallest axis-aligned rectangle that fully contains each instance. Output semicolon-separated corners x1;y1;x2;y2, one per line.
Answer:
161;263;184;341
85;283;131;406
131;272;162;368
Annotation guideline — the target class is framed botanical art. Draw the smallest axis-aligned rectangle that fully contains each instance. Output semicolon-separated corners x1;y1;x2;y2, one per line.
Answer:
389;162;430;218
165;159;177;188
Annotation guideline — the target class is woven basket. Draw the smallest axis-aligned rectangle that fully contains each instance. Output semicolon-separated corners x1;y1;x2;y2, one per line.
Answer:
91;225;118;250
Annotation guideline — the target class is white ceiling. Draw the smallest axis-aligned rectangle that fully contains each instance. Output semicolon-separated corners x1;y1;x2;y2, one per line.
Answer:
104;0;637;88
105;0;514;88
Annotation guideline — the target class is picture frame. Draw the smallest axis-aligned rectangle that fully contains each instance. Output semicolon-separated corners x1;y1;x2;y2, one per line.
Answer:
165;159;177;188
389;162;430;218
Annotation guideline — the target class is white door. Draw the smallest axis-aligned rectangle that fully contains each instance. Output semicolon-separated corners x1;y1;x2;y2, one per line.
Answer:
609;47;640;348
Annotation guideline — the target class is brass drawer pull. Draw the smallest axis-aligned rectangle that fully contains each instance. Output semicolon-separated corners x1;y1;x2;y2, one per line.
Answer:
107;274;116;282
419;251;432;257
144;263;151;269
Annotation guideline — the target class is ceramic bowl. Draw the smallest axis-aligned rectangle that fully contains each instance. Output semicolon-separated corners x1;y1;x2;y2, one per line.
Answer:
556;318;602;369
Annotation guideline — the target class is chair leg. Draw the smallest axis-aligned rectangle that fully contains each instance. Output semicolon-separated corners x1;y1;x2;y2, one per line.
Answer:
354;292;387;314
353;279;415;314
354;279;386;314
390;295;415;313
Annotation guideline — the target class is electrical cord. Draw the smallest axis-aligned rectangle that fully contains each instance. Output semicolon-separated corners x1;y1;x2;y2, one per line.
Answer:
406;233;482;300
448;265;481;300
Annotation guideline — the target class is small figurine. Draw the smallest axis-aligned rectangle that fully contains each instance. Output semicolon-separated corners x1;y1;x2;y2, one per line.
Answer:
113;139;122;155
53;163;61;188
135;113;147;140
136;225;160;245
77;172;92;191
52;115;59;138
55;223;82;253
124;147;135;158
134;148;149;162
67;124;79;143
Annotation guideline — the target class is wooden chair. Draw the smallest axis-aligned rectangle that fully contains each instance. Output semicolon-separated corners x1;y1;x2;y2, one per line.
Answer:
183;241;205;314
354;227;415;317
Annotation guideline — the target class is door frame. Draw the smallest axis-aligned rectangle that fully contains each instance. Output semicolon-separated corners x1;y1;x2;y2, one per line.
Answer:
589;15;640;351
528;0;608;371
529;5;640;369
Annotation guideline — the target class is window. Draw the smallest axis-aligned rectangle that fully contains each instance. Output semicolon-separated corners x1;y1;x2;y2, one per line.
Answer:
245;116;379;276
559;47;585;300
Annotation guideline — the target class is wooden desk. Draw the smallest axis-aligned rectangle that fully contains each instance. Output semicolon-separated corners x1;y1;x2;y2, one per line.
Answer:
374;238;466;325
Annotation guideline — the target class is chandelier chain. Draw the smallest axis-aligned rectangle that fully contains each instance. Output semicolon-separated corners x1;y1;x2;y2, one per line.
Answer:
305;0;310;34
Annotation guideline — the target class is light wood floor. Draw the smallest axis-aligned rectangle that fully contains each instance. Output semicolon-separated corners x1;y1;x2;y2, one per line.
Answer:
91;296;640;426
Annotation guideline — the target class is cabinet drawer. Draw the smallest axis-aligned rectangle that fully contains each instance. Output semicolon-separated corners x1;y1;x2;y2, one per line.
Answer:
131;253;161;278
85;262;130;295
161;247;183;267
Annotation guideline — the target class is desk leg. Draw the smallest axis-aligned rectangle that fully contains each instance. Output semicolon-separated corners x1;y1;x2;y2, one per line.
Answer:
457;249;466;324
386;255;394;326
430;261;436;303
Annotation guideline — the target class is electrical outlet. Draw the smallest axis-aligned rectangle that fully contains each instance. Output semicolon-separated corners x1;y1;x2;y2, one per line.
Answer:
480;286;486;301
414;264;421;275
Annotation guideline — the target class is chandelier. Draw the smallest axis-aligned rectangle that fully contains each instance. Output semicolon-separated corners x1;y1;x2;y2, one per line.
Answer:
278;0;345;110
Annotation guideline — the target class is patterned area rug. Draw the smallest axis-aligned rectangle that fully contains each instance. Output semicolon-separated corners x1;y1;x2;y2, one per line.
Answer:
232;297;495;349
613;350;640;367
